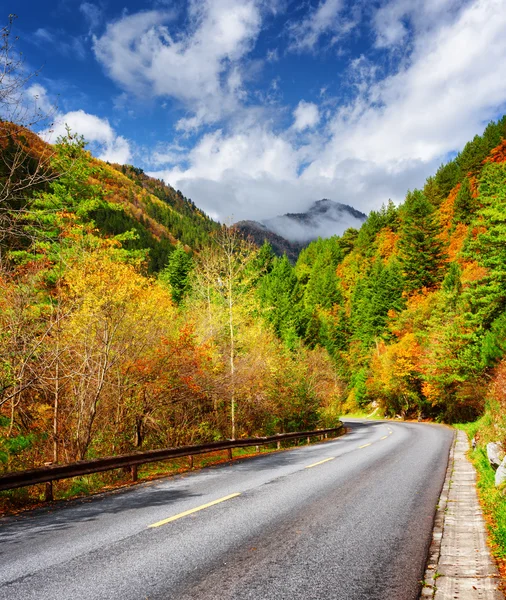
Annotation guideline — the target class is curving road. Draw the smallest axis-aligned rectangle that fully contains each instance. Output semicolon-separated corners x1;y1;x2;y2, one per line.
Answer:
0;420;453;600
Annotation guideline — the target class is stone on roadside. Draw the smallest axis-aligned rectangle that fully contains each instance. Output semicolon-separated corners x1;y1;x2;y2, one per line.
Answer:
486;442;505;469
495;456;506;487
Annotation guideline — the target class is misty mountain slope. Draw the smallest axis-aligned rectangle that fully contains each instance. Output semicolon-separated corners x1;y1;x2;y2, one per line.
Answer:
234;220;306;262
237;199;367;258
264;199;366;242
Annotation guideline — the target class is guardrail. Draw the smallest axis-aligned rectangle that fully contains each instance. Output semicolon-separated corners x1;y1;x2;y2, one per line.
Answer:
0;424;345;500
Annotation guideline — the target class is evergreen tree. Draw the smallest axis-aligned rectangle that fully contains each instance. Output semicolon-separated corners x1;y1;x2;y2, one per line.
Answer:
453;178;477;225
160;244;194;305
464;162;506;327
398;191;447;292
259;255;305;344
434;160;461;199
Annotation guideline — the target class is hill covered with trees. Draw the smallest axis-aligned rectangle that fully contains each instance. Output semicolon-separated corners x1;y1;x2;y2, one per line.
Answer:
0;124;342;498
1;103;506;507
257;116;506;427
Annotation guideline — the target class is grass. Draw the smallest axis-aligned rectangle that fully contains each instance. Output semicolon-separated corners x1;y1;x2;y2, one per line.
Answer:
455;420;506;563
340;407;384;420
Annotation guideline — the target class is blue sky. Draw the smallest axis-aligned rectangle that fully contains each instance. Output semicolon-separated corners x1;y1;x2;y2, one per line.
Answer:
7;0;506;222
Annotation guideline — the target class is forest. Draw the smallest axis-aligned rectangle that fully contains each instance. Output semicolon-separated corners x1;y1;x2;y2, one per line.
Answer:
1;59;506;505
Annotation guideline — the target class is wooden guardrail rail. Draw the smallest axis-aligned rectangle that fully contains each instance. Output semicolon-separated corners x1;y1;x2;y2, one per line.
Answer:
0;424;345;500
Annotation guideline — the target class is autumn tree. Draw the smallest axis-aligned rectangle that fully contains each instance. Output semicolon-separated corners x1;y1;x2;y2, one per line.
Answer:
0;15;57;247
194;225;258;439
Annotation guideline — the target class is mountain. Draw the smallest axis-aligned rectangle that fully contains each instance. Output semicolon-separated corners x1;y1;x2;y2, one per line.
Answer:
236;199;367;258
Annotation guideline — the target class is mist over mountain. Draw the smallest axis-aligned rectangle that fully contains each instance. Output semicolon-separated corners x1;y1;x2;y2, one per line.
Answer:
236;199;367;257
263;199;367;243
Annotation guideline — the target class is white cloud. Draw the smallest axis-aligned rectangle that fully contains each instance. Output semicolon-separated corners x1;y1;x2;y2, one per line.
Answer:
148;127;303;220
42;109;132;164
93;1;262;129
25;84;55;117
373;0;467;48
287;0;353;53
146;0;506;231
292;101;320;131
308;0;506;176
80;2;103;32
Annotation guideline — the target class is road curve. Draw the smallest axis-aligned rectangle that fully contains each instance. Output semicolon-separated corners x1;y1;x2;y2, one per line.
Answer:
0;420;453;600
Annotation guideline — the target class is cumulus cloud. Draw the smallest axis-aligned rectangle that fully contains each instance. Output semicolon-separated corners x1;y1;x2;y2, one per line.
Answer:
292;101;320;131
93;1;262;130
43;109;132;164
147;0;506;231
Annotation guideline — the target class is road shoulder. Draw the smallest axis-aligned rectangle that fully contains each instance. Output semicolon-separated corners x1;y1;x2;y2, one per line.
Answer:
421;430;503;599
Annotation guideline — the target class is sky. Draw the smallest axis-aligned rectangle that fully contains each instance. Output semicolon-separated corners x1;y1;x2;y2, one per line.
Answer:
6;0;506;223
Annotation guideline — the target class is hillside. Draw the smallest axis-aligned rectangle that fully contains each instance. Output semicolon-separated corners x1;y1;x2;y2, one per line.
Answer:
257;115;506;425
0;122;219;271
1;114;506;512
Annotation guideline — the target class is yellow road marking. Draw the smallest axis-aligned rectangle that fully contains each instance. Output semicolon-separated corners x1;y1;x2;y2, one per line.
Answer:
148;493;241;528
304;457;335;469
358;443;372;449
380;435;388;440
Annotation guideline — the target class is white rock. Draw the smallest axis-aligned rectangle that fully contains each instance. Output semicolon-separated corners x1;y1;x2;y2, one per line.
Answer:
495;456;506;487
487;442;505;469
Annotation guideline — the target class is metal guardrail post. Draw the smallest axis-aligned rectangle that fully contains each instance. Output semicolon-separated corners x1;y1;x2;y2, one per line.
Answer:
45;481;53;502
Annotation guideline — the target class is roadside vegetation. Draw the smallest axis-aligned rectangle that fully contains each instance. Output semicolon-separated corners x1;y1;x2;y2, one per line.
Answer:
456;417;506;567
1;17;506;512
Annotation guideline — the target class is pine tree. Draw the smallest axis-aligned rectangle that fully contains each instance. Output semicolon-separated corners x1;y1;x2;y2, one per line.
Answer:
453;178;477;225
160;243;194;305
398;191;447;293
464;162;506;327
259;254;305;344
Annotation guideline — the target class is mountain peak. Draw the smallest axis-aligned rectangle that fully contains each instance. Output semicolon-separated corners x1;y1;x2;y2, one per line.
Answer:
236;199;366;259
263;199;366;243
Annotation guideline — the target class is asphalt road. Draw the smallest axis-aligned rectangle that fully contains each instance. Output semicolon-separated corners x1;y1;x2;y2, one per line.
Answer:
0;420;453;600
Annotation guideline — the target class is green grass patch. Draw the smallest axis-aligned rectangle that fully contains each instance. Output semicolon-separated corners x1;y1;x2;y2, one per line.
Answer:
340;407;384;420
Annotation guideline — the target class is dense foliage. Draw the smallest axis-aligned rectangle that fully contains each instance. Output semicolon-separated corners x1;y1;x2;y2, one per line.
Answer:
2;109;506;505
256;117;506;424
0;129;342;488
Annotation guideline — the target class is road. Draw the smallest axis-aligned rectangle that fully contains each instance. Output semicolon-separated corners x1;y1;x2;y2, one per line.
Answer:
0;420;453;600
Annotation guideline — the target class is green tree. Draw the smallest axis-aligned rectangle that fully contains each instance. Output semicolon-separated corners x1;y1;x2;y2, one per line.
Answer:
160;243;194;305
259;254;305;345
398;191;447;293
453;178;477;225
464;162;506;327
